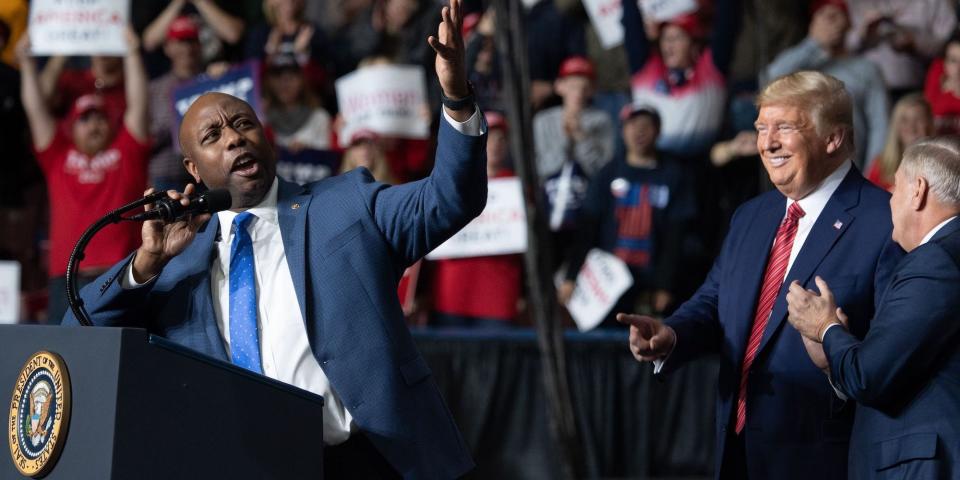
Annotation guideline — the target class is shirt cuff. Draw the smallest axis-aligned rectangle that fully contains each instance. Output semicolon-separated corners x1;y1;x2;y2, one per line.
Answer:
121;259;157;289
442;105;484;137
827;371;848;401
820;322;843;342
652;328;677;374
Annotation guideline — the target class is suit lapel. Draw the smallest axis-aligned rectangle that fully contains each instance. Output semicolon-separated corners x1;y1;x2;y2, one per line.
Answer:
189;218;230;361
277;179;313;323
756;169;862;356
730;194;787;361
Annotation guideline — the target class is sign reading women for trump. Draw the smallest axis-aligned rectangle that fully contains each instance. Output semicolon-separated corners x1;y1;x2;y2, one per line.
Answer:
427;177;527;260
558;249;633;331
29;0;129;55
335;64;430;141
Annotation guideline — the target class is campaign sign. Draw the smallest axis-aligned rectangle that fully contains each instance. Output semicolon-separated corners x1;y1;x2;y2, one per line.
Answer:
559;249;633;331
276;148;342;185
335;64;430;141
0;261;20;324
640;0;697;22
427;177;528;260
583;0;624;49
29;0;129;56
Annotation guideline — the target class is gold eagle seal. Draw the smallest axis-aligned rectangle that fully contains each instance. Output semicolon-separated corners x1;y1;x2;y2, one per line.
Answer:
8;351;72;478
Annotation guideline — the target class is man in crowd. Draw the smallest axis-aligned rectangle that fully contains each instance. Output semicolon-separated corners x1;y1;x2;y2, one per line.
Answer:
64;0;482;477
787;136;960;479
618;71;902;479
18;29;150;324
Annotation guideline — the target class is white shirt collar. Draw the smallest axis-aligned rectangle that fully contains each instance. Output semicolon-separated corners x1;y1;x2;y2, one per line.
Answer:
920;216;958;246
786;160;852;218
216;177;280;236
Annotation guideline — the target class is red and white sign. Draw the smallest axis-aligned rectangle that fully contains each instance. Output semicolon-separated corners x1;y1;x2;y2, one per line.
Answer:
29;0;129;56
640;0;697;22
427;177;528;260
583;0;624;49
335;64;430;141
559;249;633;331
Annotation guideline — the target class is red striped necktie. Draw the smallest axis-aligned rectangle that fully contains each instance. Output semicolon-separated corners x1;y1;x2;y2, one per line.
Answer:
734;202;805;434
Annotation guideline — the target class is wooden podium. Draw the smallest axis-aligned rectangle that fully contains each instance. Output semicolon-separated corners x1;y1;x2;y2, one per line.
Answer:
2;325;324;479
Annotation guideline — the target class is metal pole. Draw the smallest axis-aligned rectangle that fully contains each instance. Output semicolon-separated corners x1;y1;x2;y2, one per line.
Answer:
491;0;585;477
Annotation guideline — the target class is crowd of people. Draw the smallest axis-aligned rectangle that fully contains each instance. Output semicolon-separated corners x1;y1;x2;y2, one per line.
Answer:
1;0;959;327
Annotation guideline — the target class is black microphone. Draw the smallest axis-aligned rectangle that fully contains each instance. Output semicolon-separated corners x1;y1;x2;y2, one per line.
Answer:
129;189;232;223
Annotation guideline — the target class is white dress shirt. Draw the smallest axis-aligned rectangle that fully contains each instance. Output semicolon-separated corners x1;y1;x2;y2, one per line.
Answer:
125;107;483;444
654;160;853;374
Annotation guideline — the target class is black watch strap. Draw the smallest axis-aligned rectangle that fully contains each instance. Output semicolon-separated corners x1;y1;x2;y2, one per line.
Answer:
440;82;475;111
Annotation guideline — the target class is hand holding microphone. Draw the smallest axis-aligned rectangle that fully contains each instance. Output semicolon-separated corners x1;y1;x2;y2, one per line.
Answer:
131;184;232;283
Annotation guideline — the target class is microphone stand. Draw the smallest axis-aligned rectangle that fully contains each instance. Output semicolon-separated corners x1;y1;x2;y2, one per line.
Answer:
65;192;167;326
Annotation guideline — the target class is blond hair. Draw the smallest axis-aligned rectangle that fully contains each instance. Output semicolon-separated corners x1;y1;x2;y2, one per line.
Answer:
877;94;932;184
757;71;854;144
901;136;960;206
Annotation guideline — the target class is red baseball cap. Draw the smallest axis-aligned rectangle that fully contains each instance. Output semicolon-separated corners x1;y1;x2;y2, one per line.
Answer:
810;0;849;17
661;12;705;40
485;111;507;131
558;56;595;80
167;15;200;42
68;94;106;124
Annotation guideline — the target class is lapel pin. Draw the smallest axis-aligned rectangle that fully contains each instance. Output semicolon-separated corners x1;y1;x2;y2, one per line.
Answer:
291;203;300;210
833;220;843;230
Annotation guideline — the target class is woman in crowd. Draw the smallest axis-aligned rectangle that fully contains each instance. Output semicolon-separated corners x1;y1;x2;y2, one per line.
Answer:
925;33;960;135
866;93;934;190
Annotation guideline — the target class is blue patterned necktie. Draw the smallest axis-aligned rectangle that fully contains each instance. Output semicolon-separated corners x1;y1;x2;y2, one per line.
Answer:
229;211;263;374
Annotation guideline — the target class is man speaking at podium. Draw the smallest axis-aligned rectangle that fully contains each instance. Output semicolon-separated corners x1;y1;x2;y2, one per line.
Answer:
63;0;482;477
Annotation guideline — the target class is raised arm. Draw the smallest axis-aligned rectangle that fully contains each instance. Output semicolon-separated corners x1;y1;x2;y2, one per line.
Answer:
17;36;56;151
143;0;187;51
123;28;150;143
621;0;652;75
193;0;245;45
37;55;67;108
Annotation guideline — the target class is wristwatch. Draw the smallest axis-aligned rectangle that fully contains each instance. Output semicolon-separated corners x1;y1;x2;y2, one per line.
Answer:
440;82;475;111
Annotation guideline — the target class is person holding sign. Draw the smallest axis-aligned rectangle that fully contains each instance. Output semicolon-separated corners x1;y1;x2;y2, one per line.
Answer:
18;28;150;325
559;105;695;322
618;71;903;479
431;111;523;328
63;0;483;477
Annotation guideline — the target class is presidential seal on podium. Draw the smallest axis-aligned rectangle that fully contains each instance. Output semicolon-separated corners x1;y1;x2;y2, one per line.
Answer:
8;351;72;478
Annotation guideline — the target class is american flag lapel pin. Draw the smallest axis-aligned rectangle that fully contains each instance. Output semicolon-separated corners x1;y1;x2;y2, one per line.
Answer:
833;220;843;230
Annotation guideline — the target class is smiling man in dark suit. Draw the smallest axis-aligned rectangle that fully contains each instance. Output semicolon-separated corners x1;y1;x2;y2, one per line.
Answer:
63;0;484;477
618;71;903;479
788;136;960;480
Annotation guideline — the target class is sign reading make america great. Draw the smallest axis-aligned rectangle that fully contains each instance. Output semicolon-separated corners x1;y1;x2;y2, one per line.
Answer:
8;351;72;478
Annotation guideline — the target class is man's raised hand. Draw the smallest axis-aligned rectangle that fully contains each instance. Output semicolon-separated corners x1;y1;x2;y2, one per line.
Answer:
427;0;471;120
132;184;211;282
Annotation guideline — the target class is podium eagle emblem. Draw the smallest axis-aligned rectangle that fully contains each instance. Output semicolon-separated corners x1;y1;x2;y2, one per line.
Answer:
8;351;72;478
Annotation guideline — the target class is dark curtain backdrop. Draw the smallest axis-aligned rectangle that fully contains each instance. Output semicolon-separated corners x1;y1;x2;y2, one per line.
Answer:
414;329;719;479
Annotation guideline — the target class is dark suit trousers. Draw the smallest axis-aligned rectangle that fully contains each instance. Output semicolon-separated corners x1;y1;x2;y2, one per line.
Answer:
324;432;401;479
720;430;750;480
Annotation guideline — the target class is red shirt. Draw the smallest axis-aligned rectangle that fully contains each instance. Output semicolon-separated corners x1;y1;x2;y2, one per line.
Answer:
36;125;150;277
924;58;960;135
865;156;893;191
431;170;523;321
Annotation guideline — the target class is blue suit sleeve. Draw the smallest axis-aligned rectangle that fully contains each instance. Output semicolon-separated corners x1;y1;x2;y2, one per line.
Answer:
362;113;488;267
824;244;960;414
61;252;155;328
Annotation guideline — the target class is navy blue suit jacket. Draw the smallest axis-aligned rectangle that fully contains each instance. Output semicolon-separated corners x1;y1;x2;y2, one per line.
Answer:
824;217;960;479
663;167;903;479
63;118;487;479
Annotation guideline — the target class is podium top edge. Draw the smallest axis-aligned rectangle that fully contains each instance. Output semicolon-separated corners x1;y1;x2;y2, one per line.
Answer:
147;334;325;406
